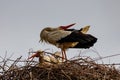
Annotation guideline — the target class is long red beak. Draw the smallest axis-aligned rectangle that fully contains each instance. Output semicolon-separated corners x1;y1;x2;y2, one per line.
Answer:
59;23;76;30
28;52;39;59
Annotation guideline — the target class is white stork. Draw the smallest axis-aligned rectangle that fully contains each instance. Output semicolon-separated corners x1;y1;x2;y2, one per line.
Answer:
40;23;97;61
28;50;62;65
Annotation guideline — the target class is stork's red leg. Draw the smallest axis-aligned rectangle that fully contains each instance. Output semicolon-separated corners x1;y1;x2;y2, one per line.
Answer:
61;50;64;62
63;50;67;61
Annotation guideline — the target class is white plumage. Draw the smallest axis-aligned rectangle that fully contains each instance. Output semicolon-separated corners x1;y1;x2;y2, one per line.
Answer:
40;27;71;46
28;50;62;65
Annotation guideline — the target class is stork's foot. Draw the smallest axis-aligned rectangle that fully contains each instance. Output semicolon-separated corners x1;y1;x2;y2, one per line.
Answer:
62;57;65;62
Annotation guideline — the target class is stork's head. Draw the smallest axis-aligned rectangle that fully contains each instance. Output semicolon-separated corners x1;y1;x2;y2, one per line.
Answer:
59;23;76;30
40;27;57;43
28;50;44;59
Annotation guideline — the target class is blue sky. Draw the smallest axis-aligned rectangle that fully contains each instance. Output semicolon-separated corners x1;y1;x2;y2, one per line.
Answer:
0;0;120;64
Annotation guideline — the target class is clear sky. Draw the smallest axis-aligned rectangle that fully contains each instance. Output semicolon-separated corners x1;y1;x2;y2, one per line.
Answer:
0;0;120;64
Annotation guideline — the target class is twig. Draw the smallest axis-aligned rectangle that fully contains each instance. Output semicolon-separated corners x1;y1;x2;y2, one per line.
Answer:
94;53;120;61
61;70;72;80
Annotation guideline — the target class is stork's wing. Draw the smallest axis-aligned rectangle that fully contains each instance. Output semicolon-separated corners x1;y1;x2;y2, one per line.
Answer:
57;31;97;48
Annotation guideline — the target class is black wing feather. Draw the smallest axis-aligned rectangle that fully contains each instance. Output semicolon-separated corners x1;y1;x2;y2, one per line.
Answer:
57;30;97;48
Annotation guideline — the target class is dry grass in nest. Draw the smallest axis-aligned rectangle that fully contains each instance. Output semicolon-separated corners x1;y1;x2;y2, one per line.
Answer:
0;55;120;80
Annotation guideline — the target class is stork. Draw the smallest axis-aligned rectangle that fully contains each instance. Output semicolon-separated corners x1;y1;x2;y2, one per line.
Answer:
28;50;62;65
40;23;97;61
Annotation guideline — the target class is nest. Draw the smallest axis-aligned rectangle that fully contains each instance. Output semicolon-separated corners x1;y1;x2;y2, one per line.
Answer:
0;56;120;80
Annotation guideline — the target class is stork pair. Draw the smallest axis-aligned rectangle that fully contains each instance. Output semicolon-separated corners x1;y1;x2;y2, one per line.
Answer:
29;23;97;62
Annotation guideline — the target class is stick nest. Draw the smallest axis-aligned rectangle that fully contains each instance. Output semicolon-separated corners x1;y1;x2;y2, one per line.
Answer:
0;56;120;80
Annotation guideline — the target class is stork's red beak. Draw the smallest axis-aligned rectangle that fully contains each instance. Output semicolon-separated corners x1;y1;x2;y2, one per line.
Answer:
59;23;76;30
28;52;39;59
